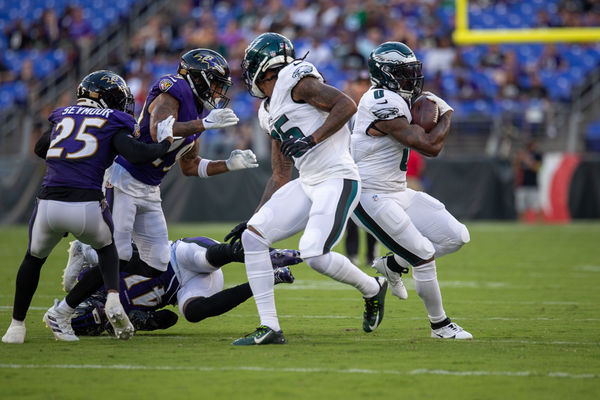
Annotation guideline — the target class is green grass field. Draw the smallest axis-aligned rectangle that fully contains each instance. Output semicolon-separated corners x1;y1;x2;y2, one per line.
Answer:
1;222;599;399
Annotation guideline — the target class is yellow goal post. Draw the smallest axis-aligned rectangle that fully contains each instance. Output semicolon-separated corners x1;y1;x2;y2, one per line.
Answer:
452;0;600;44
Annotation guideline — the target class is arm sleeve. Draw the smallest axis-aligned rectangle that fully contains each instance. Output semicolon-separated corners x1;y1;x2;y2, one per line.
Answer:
34;126;52;159
175;242;219;274
111;129;171;164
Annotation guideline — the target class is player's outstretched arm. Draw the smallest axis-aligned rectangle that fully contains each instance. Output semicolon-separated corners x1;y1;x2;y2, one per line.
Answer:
149;94;239;141
256;139;293;211
291;77;357;144
178;139;258;177
111;129;172;164
371;111;453;157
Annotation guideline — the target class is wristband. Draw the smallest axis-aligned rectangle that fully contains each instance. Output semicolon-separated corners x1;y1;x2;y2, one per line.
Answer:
197;158;212;178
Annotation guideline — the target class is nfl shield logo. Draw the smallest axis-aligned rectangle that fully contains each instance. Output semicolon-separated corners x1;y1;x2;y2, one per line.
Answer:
270;51;276;57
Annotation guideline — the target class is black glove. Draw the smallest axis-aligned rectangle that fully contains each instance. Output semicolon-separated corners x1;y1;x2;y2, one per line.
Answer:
280;135;316;158
224;220;247;245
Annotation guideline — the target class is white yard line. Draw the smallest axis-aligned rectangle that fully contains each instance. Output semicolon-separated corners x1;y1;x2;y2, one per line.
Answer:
0;363;595;379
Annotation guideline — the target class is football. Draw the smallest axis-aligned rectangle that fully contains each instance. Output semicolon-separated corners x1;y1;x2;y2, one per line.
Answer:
411;96;439;132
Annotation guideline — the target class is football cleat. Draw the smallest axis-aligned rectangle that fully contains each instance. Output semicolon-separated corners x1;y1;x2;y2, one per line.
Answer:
104;292;134;340
62;241;86;292
2;322;26;344
273;267;294;285
43;299;79;341
363;277;388;333
431;318;472;340
269;248;302;268
232;325;286;346
371;253;409;300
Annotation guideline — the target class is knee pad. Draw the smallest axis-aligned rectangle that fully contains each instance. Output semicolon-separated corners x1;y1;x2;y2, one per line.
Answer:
148;243;171;271
412;261;437;282
241;229;270;252
458;224;470;245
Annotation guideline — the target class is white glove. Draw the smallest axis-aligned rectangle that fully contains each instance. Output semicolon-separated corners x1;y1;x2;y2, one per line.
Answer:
226;149;259;171
422;91;454;115
156;115;175;142
202;108;239;130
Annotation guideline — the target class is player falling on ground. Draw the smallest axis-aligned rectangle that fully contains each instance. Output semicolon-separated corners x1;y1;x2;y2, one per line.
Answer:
62;238;301;336
2;70;175;344
54;49;259;341
351;41;472;339
226;32;387;345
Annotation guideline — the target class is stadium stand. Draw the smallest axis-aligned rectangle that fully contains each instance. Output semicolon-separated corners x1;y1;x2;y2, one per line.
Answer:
1;0;599;159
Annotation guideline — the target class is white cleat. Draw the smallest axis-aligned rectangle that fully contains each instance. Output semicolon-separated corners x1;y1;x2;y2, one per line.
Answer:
431;320;472;340
62;241;86;292
2;323;26;344
371;253;408;300
104;292;134;340
43;300;79;341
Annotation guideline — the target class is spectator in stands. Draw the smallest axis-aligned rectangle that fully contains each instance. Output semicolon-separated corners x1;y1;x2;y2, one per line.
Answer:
5;19;32;50
514;139;543;222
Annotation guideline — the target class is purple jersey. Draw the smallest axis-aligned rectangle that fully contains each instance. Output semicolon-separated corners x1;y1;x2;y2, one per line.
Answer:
118;264;179;313
43;106;138;191
115;74;203;186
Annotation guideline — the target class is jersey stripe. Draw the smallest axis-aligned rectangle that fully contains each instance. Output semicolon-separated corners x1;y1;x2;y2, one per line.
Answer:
323;179;359;253
353;203;427;266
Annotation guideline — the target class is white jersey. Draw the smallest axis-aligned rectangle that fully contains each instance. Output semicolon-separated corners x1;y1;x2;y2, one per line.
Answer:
258;61;359;186
351;87;412;193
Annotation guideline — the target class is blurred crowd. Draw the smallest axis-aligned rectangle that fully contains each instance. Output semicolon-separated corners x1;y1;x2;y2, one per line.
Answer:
2;0;600;158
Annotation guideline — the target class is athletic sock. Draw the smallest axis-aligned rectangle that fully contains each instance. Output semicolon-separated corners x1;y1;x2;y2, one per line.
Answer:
12;252;47;321
184;283;253;322
242;230;280;331
65;266;103;309
305;252;380;298
412;260;447;323
205;242;243;266
96;243;119;292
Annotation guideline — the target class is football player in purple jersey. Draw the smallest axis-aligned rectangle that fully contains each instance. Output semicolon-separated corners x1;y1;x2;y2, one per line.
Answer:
61;237;301;336
59;50;259;331
2;70;176;344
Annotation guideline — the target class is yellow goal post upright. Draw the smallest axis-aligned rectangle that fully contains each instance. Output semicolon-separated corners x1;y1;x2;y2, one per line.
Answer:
452;0;600;44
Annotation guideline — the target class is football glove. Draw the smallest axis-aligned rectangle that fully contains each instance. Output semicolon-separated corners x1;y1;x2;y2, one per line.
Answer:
224;221;247;245
422;91;453;115
202;108;239;130
226;149;259;171
156;115;175;143
280;135;316;158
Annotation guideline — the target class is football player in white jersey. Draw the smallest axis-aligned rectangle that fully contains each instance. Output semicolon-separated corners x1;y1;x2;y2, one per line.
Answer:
228;32;388;345
351;42;472;339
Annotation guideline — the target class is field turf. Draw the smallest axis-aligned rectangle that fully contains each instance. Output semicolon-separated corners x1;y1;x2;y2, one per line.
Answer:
1;222;599;399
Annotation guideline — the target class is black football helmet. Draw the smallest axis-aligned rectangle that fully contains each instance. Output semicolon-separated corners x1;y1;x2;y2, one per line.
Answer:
368;42;424;101
178;48;232;109
77;70;135;115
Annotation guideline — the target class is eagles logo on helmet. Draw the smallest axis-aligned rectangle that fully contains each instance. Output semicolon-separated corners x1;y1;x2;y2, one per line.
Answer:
368;42;424;102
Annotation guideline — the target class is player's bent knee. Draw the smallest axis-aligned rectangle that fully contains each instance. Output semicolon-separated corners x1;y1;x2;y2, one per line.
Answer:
182;297;210;323
241;228;270;252
459;224;470;245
